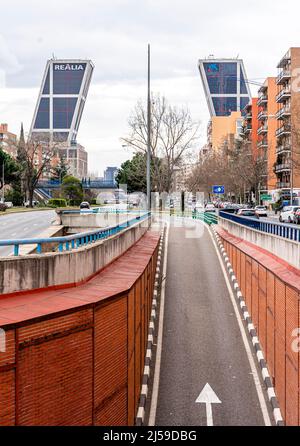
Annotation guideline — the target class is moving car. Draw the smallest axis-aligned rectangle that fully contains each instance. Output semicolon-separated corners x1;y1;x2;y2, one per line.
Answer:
80;201;90;210
236;209;259;218
254;205;268;218
279;206;300;223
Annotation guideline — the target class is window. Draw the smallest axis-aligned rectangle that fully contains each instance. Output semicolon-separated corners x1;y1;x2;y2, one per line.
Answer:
53;64;86;94
53;98;77;129
34;98;50;129
204;62;237;94
212;97;237;116
42;68;50;94
240;97;250;115
240;69;248;94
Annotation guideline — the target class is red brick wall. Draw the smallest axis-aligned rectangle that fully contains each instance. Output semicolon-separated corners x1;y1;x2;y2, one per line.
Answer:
220;234;300;426
0;242;158;426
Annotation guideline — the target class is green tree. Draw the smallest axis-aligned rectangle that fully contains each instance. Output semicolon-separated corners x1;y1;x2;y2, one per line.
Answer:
0;147;19;191
61;175;83;205
51;157;69;182
116;152;165;193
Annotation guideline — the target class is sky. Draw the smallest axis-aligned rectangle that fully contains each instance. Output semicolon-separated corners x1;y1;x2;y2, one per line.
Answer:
1;0;300;176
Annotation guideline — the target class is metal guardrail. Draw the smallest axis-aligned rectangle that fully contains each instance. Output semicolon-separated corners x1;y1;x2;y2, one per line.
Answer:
192;211;218;225
219;211;300;242
0;212;150;256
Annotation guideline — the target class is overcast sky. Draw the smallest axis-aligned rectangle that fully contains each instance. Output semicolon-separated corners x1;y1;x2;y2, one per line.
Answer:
1;0;300;176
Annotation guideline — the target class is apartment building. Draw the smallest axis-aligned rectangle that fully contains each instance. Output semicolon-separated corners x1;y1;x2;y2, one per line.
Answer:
275;48;300;200
257;77;277;195
241;98;259;158
0;123;17;157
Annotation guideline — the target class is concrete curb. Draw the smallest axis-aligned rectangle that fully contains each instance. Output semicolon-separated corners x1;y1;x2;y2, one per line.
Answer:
135;225;165;426
210;224;284;427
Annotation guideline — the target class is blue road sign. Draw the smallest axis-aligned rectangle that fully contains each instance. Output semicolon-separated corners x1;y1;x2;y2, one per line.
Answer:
212;185;225;194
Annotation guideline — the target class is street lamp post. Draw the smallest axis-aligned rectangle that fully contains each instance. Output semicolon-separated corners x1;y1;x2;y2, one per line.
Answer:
147;44;151;211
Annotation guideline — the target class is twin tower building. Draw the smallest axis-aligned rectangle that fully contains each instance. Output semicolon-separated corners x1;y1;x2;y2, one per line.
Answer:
29;59;94;178
30;57;249;179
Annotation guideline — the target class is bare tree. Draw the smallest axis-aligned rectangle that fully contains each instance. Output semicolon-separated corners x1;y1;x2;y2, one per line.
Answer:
18;139;58;207
121;94;200;193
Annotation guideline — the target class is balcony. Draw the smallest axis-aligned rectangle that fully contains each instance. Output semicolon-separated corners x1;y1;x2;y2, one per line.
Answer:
276;87;291;103
257;139;268;148
257;94;268;106
274;162;291;173
276;70;291;85
257;110;267;121
276;181;291;189
276;124;291;137
257;124;268;135
277;51;291;69
276;144;291;154
276;106;291;120
245;112;252;120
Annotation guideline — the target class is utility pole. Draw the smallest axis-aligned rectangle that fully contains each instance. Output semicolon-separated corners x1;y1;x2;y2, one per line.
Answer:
290;143;294;206
147;43;151;211
1;162;4;203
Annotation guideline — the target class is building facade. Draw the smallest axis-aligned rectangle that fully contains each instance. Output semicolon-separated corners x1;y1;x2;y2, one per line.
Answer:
198;58;251;117
0;123;17;157
30;59;94;179
59;143;88;179
257;77;277;194
104;166;118;184
274;48;300;201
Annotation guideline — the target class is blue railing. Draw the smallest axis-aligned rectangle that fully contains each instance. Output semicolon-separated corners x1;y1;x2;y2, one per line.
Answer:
36;180;117;189
0;212;150;256
219;211;300;242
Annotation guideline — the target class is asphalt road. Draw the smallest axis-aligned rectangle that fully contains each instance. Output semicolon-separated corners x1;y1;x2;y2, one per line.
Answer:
0;210;56;257
154;220;273;426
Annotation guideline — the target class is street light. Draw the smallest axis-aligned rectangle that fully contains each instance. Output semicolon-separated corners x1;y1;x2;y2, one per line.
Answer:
147;44;151;211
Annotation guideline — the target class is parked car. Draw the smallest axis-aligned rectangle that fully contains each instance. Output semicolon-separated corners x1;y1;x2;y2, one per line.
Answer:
80;201;90;210
237;209;259;218
254;205;268;218
294;209;300;224
279;206;300;223
4;201;13;208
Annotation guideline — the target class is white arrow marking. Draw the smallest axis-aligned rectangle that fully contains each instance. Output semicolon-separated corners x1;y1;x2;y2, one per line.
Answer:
195;383;221;426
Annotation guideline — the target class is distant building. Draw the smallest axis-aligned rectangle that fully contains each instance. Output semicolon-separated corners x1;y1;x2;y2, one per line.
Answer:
29;58;94;178
0;123;17;157
198;58;251;117
211;111;243;151
257;78;277;194
104;166;118;184
274;48;300;199
59;142;88;179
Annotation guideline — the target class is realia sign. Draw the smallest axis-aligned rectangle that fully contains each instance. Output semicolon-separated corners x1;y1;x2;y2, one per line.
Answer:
54;64;84;71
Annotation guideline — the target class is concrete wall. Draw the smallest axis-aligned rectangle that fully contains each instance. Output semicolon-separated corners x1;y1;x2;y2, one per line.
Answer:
219;216;300;269
58;211;140;230
0;217;150;295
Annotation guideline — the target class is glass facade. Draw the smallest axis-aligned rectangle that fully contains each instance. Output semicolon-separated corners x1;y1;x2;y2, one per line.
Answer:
204;62;237;94
53;98;78;129
31;60;93;146
212;97;237;116
42;68;50;94
53;63;86;94
199;59;251;117
34;98;50;129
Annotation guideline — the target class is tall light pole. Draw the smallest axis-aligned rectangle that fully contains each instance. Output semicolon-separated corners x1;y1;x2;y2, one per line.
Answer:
147;44;151;211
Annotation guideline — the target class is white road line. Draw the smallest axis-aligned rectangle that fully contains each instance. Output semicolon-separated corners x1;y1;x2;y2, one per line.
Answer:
148;222;169;426
209;227;272;426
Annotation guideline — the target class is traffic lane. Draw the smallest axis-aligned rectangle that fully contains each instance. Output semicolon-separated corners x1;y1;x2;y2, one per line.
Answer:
155;222;271;426
0;210;56;256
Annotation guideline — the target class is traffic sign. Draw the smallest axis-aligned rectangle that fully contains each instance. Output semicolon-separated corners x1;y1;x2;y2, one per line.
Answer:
212;185;225;194
260;194;272;201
